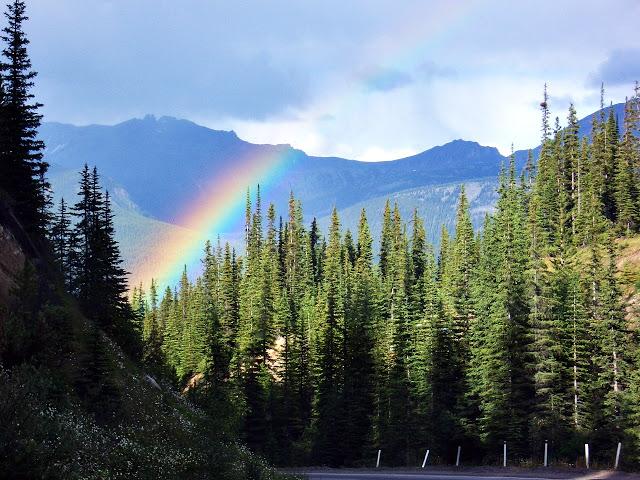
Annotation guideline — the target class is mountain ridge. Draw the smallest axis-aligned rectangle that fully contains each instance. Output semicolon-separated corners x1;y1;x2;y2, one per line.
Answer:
41;102;626;281
41;118;517;223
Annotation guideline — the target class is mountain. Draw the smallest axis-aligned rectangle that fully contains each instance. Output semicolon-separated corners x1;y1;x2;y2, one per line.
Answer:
316;178;499;252
41;103;625;280
41;116;514;224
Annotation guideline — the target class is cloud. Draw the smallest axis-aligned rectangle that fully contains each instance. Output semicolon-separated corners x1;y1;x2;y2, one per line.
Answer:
362;62;455;93
417;61;456;82
27;0;640;159
588;48;640;87
364;68;413;92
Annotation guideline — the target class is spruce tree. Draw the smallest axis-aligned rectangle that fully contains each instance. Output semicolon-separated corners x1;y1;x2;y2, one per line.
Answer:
50;198;72;285
470;160;532;457
613;96;639;235
342;209;377;465
313;207;346;466
590;236;630;453
441;187;476;406
0;0;48;235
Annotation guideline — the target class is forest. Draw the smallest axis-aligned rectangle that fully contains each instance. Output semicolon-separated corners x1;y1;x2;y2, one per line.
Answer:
2;0;640;476
109;86;640;467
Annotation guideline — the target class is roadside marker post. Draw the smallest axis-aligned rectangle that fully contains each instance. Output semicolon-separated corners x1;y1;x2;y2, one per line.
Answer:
544;440;548;467
456;446;461;467
376;449;381;468
615;442;622;470
585;443;590;469
422;449;430;468
503;441;507;467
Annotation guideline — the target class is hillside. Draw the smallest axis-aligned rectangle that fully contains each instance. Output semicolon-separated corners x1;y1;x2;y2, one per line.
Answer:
317;178;498;251
0;196;292;479
617;236;640;324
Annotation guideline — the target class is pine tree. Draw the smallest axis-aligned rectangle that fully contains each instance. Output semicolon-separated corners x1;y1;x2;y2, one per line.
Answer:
408;242;441;450
613;96;639;235
528;208;572;448
342;209;377;465
159;286;178;374
313;207;346;466
0;0;48;235
564;104;580;237
470;160;532;457
201;241;227;383
142;279;165;374
221;244;241;377
574;139;608;246
409;209;428;324
379;205;414;465
590;236;630;452
379;200;393;278
50;198;72;285
70;164;93;302
309;217;323;286
532;87;561;250
603;107;620;221
441;186;476;403
437;224;450;281
68;166;136;354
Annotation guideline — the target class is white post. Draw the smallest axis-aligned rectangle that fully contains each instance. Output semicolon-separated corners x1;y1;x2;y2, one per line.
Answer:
544;440;548;467
456;446;461;467
585;443;590;469
422;449;430;468
503;441;507;467
376;449;381;468
615;442;622;470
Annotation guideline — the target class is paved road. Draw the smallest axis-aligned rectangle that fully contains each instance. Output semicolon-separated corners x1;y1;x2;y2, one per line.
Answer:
303;475;535;480
295;473;603;480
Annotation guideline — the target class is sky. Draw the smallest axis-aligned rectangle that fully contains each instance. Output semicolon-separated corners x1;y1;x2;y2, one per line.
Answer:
28;0;640;160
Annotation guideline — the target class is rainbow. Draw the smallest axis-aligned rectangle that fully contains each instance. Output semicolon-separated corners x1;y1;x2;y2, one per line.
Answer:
134;146;299;289
134;1;480;289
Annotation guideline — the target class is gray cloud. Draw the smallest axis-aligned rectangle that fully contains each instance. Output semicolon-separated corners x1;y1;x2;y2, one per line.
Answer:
22;0;640;158
588;48;640;87
29;0;391;124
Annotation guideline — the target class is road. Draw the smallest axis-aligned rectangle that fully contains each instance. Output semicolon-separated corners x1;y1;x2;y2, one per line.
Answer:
302;475;546;480
293;472;621;480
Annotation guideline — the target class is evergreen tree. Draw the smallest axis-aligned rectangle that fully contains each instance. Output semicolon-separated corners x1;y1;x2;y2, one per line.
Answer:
470;160;532;457
142;279;164;374
313;207;346;466
50;198;72;285
441;187;477;416
379;200;393;278
614;96;639;235
0;0;48;235
590;236;631;453
342;209;377;465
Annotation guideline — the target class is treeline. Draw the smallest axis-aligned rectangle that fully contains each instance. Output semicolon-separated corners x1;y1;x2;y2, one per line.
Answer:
134;85;640;467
